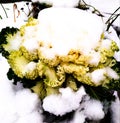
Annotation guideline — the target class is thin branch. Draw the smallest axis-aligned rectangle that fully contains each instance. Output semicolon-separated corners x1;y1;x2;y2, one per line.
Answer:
106;7;120;24
106;7;120;31
106;14;120;31
0;15;2;19
0;4;8;18
79;0;104;17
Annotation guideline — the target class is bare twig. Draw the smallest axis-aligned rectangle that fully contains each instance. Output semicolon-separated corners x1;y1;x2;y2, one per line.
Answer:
0;4;8;18
13;3;21;22
106;7;120;24
13;3;17;22
78;0;104;17
106;7;120;31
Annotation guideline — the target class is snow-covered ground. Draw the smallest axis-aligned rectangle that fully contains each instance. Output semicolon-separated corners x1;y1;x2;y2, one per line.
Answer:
0;1;120;123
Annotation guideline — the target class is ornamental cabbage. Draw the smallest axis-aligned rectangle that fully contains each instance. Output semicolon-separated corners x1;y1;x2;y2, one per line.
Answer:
0;8;120;99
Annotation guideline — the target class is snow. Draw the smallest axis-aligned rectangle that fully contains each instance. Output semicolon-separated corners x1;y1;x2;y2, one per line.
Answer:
90;67;119;85
106;67;119;79
0;18;24;30
105;27;120;61
88;51;101;66
100;39;112;49
42;87;105;121
0;1;120;123
43;86;86;116
83;99;105;120
3;33;22;52
91;68;106;85
22;32;39;51
0;54;43;123
71;111;86;123
111;91;120;123
37;8;104;58
70;97;105;123
24;62;37;73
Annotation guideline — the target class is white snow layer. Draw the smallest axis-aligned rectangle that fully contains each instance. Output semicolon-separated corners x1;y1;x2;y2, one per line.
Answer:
37;8;104;59
0;55;43;123
83;99;105;120
105;27;120;61
111;92;120;123
43;86;86;116
91;67;119;85
71;99;105;123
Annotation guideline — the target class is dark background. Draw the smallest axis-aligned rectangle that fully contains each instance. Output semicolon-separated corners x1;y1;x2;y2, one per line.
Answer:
0;0;31;3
